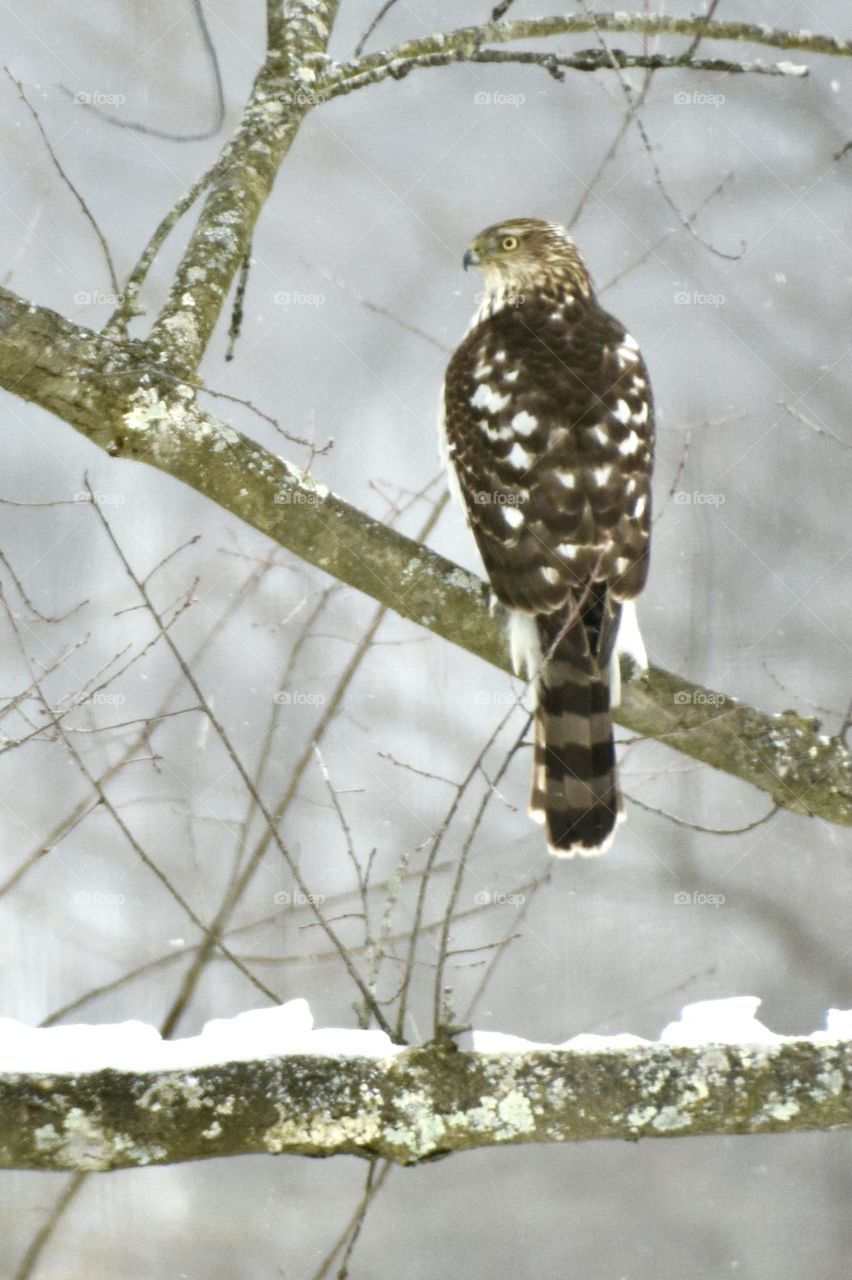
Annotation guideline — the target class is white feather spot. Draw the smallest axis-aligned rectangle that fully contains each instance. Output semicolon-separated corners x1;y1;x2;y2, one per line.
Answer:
615;600;647;674
556;472;576;489
557;543;579;559
589;424;609;446
621;333;640;351
625;477;637;495
503;369;520;382
506;442;534;470
508;612;541;677
632;495;647;518
438;400;465;513
592;465;612;486
502;505;524;530
632;402;649;426
613;399;631;425
618;430;641;456
510;410;538;437
493;350;507;363
541;567;561;584
473;362;493;379
480;420;513;444
470;383;511;413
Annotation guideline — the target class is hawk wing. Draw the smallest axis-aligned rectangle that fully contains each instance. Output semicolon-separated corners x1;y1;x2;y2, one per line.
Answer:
442;293;654;619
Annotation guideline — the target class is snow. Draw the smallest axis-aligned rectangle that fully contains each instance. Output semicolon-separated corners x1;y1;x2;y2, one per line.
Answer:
1;997;850;1075
0;1000;403;1074
660;996;781;1046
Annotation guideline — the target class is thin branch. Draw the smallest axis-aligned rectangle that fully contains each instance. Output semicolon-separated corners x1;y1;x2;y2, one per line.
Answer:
59;0;225;143
324;14;827;100
5;69;120;295
354;0;404;58
83;481;394;1037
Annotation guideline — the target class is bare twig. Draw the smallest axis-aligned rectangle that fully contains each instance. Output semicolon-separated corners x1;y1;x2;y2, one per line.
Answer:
5;69;120;294
59;0;225;143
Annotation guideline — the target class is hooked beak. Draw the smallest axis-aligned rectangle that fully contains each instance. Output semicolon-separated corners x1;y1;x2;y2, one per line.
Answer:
463;247;481;271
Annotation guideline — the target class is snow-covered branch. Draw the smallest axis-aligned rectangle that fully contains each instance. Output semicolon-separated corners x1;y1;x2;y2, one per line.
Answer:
2;1000;850;1172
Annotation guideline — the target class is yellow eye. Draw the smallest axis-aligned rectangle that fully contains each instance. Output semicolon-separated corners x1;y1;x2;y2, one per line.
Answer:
501;235;519;252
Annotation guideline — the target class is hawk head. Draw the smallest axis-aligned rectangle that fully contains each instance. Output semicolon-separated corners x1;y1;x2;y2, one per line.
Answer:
463;218;592;298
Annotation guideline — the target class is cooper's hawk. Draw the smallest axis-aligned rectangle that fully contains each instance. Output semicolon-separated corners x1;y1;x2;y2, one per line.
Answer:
441;218;653;857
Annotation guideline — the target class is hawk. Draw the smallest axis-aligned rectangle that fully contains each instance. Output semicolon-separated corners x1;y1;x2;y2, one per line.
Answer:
441;218;653;857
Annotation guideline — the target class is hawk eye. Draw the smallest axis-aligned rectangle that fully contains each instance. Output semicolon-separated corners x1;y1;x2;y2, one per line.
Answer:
501;235;519;252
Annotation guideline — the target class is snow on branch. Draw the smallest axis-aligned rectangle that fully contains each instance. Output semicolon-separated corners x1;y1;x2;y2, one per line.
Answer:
0;285;851;828
1;999;850;1172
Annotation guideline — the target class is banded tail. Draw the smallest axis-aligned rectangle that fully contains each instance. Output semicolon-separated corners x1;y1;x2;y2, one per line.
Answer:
512;610;625;857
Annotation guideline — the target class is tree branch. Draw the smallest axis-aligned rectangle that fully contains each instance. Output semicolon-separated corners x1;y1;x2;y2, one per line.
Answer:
148;0;341;371
324;13;845;98
2;1035;850;1171
1;286;850;828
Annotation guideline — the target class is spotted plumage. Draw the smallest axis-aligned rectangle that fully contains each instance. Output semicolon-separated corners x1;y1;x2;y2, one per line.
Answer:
441;218;654;856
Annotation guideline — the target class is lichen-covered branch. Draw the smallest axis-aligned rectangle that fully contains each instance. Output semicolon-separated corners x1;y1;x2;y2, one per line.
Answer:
147;0;341;370
2;1037;850;1172
324;13;850;98
0;284;850;827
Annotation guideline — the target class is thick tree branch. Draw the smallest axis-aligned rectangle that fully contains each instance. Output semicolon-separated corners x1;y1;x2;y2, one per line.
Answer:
2;1036;850;1171
1;286;850;828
